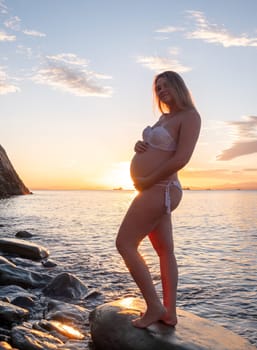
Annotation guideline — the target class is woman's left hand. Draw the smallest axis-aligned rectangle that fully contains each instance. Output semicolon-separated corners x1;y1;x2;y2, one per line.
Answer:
133;176;152;191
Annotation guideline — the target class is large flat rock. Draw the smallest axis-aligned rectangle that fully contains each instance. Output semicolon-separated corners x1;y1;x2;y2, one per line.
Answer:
89;297;256;350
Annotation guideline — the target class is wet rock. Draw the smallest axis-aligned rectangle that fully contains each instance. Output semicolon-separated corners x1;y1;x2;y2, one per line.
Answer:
43;273;88;300
35;320;84;340
0;261;52;288
84;289;101;300
0;285;35;302
11;295;35;309
0;144;30;198
15;230;33;238
89;297;256;350
0;327;11;342
0;238;49;260
42;259;58;268
0;341;18;350
0;300;29;324
47;299;90;325
0;257;16;267
11;325;64;350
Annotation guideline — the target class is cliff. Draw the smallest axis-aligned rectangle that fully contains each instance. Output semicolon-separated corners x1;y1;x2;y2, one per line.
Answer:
0;145;31;198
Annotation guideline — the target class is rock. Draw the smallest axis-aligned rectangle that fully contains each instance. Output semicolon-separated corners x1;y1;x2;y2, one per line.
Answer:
0;327;11;342
15;231;33;239
46;299;90;325
89;297;256;350
84;289;101;300
11;295;35;310
0;285;36;303
0;341;18;350
11;325;64;350
34;320;84;340
41;259;58;268
0;144;30;198
0;300;29;324
0;260;52;288
0;238;49;260
43;273;88;300
0;257;16;267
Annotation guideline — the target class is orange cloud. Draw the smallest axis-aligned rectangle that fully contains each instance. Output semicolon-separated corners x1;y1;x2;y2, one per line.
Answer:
217;116;257;160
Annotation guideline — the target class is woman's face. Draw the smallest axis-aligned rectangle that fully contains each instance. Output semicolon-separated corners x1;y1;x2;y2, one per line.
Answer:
155;77;175;107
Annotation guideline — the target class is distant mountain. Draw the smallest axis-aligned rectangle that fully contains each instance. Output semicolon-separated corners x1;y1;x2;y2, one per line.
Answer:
0;145;31;198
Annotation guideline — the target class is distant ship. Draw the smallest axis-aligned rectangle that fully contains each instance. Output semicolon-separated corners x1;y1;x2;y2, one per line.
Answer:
113;187;123;190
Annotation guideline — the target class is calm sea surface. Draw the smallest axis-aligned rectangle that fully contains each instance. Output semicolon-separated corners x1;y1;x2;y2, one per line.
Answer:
0;190;256;346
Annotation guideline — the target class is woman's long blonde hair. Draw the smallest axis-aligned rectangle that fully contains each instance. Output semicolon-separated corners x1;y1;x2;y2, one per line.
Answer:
153;71;195;113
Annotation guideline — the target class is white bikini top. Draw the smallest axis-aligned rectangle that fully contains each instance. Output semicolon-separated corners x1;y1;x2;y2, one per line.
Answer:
142;125;176;152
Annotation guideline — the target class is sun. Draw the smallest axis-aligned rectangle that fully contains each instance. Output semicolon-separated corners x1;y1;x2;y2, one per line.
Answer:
100;161;134;190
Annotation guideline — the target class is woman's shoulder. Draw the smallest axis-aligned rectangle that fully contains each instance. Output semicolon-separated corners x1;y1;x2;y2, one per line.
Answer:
180;108;201;123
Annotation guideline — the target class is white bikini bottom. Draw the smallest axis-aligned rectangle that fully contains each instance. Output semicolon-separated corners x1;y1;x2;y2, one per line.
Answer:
154;179;182;214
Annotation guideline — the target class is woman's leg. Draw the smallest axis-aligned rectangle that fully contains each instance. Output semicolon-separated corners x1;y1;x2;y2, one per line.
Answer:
148;185;182;325
116;186;167;328
148;215;178;325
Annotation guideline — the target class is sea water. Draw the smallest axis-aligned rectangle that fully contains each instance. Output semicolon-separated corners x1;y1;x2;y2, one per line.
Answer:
0;190;256;346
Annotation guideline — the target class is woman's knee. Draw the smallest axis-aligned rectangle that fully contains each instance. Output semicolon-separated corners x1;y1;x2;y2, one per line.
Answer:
115;234;125;255
116;233;134;257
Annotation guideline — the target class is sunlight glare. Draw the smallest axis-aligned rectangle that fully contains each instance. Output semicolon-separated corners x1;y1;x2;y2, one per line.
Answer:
101;161;134;190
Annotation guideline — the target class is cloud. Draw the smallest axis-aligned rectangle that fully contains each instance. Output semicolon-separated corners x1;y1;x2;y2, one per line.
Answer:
217;116;257;160
155;26;185;33
32;53;113;97
187;10;257;47
0;0;8;14
136;52;191;73
0;67;19;94
3;12;45;38
4;16;21;31
0;30;16;41
23;29;46;37
46;53;89;66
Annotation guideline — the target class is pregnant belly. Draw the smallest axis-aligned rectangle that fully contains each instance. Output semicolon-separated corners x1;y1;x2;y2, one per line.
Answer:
130;148;172;181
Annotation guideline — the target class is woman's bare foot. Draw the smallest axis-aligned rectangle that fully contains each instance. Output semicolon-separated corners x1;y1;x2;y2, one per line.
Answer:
132;305;166;328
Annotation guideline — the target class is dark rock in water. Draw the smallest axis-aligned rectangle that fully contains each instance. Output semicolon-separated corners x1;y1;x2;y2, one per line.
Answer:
41;259;57;268
84;289;101;300
0;327;11;342
47;299;90;325
11;295;35;310
89;297;256;350
0;144;30;198
0;260;52;288
11;325;64;350
0;300;29;324
43;272;88;300
15;231;33;239
0;238;49;260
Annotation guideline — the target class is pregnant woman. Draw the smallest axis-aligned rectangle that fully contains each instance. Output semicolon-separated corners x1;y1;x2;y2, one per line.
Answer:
116;71;201;328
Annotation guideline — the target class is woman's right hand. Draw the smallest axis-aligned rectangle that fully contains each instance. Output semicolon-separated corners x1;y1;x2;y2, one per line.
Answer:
134;140;148;153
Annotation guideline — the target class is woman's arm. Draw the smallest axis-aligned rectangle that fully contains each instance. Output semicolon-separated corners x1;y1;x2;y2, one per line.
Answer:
134;110;201;191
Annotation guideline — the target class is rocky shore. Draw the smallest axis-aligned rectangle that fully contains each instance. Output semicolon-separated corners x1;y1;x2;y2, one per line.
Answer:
0;145;30;199
0;232;96;350
0;230;256;350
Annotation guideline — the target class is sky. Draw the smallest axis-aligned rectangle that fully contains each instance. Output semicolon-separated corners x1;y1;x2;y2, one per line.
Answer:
1;0;257;190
